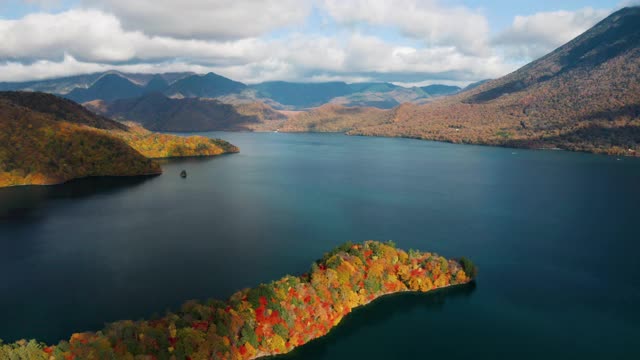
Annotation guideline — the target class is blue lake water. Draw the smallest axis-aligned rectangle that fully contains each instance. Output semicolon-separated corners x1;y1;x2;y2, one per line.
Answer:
1;132;639;359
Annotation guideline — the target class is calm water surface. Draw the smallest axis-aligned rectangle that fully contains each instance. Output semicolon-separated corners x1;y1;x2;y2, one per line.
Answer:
1;133;639;359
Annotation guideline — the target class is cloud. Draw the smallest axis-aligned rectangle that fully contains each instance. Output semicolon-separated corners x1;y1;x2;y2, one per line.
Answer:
0;5;515;84
317;0;491;56
0;9;268;63
493;7;609;59
0;33;515;84
81;0;312;39
618;0;640;6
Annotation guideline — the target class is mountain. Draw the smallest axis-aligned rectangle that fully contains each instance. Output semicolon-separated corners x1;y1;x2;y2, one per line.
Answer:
247;81;443;108
144;75;170;92
420;84;461;96
329;86;434;109
0;91;158;186
0;73;105;94
66;74;145;103
280;104;393;133
1;72;451;110
0;92;238;187
347;82;400;93
0;71;194;96
346;7;640;156
165;72;247;98
0;91;127;130
250;81;353;107
461;79;491;92
89;93;267;132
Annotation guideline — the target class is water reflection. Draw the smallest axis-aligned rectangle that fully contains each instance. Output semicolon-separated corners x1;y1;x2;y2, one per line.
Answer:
273;283;476;359
0;176;155;222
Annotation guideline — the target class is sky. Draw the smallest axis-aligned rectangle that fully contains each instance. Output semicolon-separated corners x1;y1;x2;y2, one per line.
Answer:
0;0;635;85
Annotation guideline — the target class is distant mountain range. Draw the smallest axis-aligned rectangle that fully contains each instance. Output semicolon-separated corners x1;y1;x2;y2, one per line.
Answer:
0;71;458;110
85;93;262;132
419;84;461;96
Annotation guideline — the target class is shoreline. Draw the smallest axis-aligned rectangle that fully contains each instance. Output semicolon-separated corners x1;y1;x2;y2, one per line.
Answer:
0;242;478;359
252;281;474;360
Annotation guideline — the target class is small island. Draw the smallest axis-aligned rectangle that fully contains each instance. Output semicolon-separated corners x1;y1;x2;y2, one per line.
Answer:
0;240;477;359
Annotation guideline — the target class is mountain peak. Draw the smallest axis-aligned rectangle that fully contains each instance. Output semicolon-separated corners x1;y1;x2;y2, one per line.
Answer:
66;74;143;103
467;5;640;103
165;72;246;98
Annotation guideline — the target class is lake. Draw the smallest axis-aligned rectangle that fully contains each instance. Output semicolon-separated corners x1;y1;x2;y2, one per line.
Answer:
1;132;639;359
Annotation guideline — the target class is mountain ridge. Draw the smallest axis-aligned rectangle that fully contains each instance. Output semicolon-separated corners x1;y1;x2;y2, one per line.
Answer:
344;7;640;156
89;93;263;132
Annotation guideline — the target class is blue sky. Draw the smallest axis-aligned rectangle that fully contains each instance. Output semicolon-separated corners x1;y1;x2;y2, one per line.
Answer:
0;0;632;84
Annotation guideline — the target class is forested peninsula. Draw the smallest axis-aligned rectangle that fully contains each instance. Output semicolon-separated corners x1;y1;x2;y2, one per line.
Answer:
0;92;239;188
0;241;477;359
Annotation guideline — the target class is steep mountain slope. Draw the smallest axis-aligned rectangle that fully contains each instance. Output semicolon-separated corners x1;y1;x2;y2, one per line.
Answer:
461;79;492;92
88;93;271;132
0;91;126;130
144;75;170;92
0;92;238;187
0;92;159;186
66;74;145;103
349;7;640;156
165;72;247;98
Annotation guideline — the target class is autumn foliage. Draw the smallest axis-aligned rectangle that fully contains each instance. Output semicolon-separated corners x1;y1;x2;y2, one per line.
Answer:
276;8;640;156
0;241;476;359
0;92;238;187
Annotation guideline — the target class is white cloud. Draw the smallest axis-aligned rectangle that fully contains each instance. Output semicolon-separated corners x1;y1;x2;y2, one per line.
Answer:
81;0;312;39
494;7;609;59
318;0;491;56
0;4;517;84
0;9;268;63
0;32;515;84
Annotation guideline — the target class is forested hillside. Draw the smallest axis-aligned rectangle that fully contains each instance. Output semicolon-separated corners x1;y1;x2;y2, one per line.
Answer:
349;7;640;156
89;93;260;132
0;92;238;187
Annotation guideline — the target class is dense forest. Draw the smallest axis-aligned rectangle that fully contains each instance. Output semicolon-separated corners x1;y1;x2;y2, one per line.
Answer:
0;92;238;187
0;241;476;359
